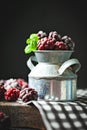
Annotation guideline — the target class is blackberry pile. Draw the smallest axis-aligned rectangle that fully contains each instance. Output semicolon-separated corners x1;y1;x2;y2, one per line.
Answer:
0;78;38;102
37;31;75;50
0;78;38;129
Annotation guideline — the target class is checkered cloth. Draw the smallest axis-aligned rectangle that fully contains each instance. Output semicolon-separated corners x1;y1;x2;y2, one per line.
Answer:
25;89;87;130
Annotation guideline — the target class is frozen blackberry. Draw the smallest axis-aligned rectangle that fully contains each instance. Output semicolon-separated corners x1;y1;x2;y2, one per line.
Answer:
17;78;28;90
48;31;61;41
4;78;21;90
54;41;69;50
0;80;5;86
62;35;75;50
4;88;20;101
37;37;55;50
19;88;38;102
37;30;47;39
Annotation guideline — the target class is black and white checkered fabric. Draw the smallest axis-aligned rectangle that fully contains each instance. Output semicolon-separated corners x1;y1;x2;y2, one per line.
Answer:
27;89;87;130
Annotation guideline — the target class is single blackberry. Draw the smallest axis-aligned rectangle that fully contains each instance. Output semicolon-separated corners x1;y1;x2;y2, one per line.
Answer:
37;37;55;50
62;35;75;50
48;31;61;41
3;78;26;90
37;30;47;39
4;78;21;90
19;88;38;102
17;78;28;90
0;80;5;86
4;88;20;101
54;41;69;50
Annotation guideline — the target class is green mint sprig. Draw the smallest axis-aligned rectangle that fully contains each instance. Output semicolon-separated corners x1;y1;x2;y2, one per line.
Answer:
24;34;39;54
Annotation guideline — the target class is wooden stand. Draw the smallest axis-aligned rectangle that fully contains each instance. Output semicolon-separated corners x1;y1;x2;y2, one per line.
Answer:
0;101;46;130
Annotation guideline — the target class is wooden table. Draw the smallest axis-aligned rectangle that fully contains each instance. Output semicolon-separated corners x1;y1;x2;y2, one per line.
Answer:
0;101;46;130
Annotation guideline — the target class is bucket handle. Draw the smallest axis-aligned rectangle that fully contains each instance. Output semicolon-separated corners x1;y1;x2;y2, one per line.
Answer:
58;58;81;75
27;56;81;74
27;56;37;70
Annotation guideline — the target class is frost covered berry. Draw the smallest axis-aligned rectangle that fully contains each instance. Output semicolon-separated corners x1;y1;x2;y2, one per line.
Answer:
48;31;61;41
19;88;38;102
54;41;69;50
17;78;28;90
4;78;21;90
4;88;20;101
62;35;75;50
4;78;28;91
37;37;55;50
37;30;47;39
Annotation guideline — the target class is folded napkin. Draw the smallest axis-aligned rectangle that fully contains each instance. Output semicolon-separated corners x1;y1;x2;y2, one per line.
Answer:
24;89;87;130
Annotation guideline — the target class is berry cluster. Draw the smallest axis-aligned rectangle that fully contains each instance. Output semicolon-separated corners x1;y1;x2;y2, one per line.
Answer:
0;78;38;102
37;31;75;50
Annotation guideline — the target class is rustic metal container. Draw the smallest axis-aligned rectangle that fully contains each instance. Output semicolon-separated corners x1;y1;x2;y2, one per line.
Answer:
27;50;81;101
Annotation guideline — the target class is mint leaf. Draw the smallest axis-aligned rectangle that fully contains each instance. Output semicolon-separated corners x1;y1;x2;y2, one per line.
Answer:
24;44;31;54
24;33;39;54
30;34;37;38
26;38;31;44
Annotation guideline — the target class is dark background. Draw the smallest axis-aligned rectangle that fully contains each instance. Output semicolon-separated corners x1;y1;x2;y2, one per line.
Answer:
0;0;87;89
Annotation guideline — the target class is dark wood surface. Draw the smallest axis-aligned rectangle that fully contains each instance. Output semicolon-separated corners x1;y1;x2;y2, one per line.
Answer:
0;101;46;130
